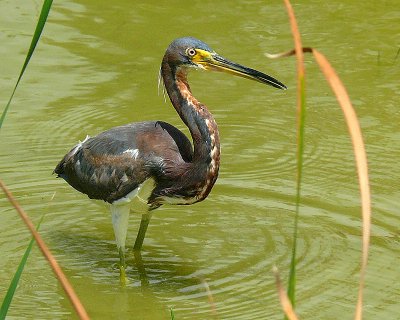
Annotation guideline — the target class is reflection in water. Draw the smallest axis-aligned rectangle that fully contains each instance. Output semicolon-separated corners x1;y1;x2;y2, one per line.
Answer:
133;251;149;287
0;0;399;319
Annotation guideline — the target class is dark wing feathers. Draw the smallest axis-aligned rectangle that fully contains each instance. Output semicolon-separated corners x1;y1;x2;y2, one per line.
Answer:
54;121;193;203
155;121;193;162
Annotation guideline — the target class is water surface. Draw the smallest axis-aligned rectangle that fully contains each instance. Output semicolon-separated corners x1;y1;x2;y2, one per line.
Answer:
0;1;399;319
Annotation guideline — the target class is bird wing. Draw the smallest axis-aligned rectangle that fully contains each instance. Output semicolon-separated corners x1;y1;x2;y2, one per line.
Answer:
54;121;193;203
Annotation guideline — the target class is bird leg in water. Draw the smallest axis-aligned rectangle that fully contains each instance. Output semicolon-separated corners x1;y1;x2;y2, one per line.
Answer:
110;203;130;283
133;250;150;287
133;211;152;251
118;247;127;284
132;178;155;251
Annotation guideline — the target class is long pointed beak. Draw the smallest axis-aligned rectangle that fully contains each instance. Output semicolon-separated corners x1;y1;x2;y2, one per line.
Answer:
194;50;287;90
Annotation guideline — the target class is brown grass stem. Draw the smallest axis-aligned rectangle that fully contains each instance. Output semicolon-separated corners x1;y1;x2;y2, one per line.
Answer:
0;179;90;320
200;278;218;316
267;44;372;320
273;267;300;320
310;49;371;320
282;0;307;308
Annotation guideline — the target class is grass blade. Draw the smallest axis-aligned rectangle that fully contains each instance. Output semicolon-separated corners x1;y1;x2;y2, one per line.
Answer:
282;0;306;307
0;0;53;129
0;179;90;320
0;240;35;319
0;215;44;319
268;45;372;320
270;3;371;318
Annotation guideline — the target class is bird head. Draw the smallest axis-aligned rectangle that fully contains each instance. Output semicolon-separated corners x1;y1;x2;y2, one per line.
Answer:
163;37;286;90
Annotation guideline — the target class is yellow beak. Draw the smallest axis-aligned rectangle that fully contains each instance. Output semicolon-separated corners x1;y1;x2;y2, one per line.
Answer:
193;49;286;90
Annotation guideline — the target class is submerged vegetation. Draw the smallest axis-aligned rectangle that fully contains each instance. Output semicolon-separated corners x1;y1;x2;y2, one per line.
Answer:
0;1;372;319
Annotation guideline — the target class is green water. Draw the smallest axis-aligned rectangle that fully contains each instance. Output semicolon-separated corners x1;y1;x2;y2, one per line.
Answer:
1;1;399;319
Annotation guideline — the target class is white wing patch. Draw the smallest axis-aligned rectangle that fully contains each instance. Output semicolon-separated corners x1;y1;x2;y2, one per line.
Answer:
123;148;139;160
71;135;90;156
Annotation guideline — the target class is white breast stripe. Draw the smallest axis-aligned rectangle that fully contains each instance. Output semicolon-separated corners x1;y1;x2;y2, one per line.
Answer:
160;195;198;205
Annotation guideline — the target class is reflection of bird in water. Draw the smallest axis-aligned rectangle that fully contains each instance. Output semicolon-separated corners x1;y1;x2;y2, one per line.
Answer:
54;37;286;281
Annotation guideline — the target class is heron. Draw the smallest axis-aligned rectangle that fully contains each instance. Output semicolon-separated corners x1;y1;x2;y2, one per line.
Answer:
54;37;286;280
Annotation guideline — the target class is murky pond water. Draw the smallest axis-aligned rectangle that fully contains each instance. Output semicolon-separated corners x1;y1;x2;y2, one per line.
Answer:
1;0;399;319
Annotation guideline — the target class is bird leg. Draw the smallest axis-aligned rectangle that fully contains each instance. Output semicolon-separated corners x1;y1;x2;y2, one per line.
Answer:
110;203;130;283
133;211;152;251
118;246;126;284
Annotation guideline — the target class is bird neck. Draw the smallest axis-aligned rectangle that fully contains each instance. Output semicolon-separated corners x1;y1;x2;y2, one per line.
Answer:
161;63;221;169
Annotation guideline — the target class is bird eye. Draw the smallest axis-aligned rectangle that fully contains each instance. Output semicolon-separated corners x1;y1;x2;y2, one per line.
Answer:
186;48;196;57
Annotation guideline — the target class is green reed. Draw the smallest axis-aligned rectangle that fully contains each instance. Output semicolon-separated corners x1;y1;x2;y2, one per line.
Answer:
0;216;43;320
0;0;53;316
271;1;372;319
0;0;53;129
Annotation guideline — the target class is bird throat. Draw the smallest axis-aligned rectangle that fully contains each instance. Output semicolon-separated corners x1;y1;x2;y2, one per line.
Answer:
163;65;221;202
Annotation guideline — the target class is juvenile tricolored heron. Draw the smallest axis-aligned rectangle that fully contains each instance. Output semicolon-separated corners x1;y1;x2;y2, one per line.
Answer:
54;37;286;279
